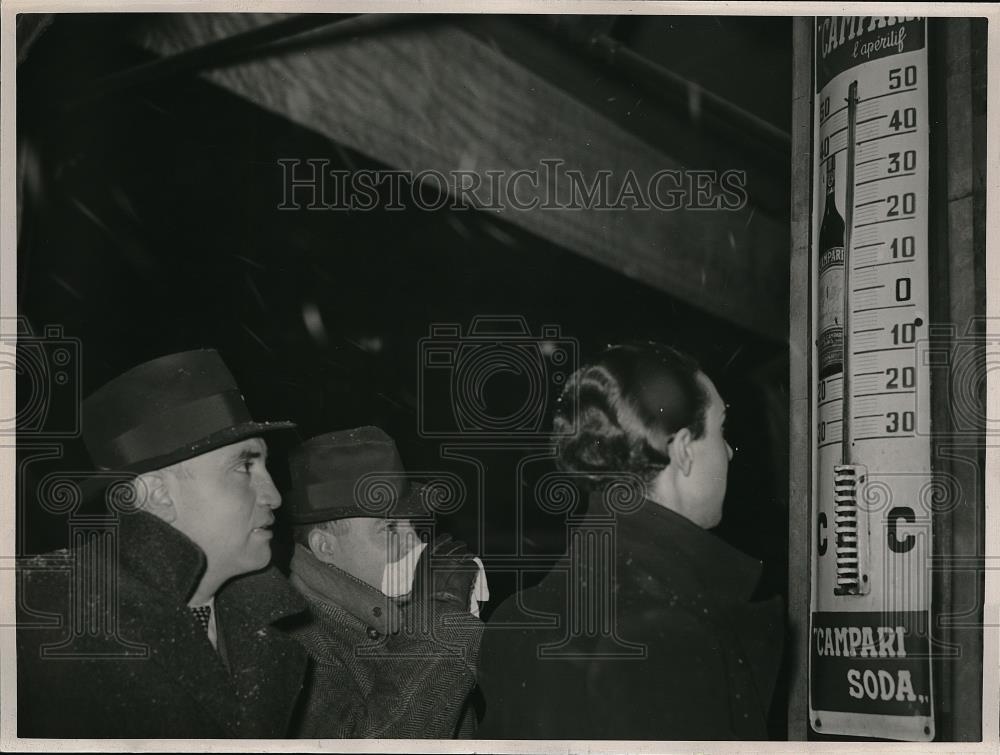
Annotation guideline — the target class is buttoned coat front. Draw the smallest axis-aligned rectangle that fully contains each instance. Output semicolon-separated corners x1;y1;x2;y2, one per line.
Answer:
287;545;483;738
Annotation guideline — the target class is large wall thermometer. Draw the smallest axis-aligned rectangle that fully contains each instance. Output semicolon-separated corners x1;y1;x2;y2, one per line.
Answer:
809;16;934;741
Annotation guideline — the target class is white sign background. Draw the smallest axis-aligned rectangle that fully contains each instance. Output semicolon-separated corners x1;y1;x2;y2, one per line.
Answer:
810;16;935;742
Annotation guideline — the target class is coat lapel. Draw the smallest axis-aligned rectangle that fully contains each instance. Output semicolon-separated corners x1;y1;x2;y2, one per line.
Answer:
216;567;309;737
114;512;308;737
117;580;242;735
289;544;403;635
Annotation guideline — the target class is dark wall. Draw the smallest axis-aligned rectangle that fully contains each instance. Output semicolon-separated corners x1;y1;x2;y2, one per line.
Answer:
16;14;790;624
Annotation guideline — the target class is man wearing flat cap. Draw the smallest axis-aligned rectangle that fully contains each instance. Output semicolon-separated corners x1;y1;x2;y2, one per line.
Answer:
17;349;308;738
285;427;486;738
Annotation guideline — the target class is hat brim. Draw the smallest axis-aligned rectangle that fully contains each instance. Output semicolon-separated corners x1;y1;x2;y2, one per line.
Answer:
287;481;430;525
80;419;298;503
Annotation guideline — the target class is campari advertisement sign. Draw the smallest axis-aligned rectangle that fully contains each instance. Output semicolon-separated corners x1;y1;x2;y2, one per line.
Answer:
809;15;934;743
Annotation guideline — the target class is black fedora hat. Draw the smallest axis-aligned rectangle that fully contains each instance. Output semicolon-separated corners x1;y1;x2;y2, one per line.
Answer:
286;426;428;524
81;349;296;490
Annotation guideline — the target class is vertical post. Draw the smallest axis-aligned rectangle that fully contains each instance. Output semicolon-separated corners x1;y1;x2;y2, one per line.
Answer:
926;17;986;742
787;16;814;741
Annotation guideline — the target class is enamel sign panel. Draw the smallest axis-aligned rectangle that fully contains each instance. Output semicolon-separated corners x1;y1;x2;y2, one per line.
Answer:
809;16;934;741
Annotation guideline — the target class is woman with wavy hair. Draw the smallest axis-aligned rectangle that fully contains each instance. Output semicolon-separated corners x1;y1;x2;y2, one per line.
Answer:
478;342;784;740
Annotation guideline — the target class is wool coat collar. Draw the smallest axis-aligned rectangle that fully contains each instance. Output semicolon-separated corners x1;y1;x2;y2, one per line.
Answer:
585;493;764;604
629;499;763;602
118;506;207;602
117;508;307;623
107;510;308;736
289;543;403;635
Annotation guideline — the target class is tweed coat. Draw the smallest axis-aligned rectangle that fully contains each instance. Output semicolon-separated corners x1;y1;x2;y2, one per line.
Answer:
287;545;483;738
477;497;785;740
17;510;309;738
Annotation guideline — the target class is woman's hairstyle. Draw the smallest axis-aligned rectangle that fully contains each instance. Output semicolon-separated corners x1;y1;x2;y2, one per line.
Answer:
553;342;709;488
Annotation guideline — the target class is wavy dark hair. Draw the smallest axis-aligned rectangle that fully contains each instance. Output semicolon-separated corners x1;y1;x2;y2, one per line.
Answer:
553;342;709;489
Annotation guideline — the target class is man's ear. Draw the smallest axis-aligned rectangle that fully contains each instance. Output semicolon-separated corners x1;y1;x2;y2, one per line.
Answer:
668;428;694;476
308;527;337;564
133;471;177;523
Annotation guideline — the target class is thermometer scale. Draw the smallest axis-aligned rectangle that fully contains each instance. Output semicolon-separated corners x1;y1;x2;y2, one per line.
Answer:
809;16;934;742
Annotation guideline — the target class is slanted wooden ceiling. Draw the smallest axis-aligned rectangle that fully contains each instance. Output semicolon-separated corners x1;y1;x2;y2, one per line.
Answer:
127;13;789;341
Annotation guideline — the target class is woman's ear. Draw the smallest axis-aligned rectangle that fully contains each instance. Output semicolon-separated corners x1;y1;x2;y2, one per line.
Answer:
668;428;694;476
133;471;177;523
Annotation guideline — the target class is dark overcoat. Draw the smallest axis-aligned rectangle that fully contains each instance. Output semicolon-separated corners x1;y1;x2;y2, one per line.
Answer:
477;497;784;740
287;545;483;738
17;510;308;738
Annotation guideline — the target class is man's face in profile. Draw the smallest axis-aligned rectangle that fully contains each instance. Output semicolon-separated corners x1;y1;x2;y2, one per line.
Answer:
683;373;734;528
166;437;282;580
320;517;419;591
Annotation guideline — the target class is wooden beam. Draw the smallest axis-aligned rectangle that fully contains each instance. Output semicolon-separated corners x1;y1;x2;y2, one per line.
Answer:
787;16;813;741
457;16;792;222
129;13;788;342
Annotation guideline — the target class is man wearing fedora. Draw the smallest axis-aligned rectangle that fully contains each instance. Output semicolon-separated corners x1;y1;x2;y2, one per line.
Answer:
284;427;486;738
17;349;309;738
